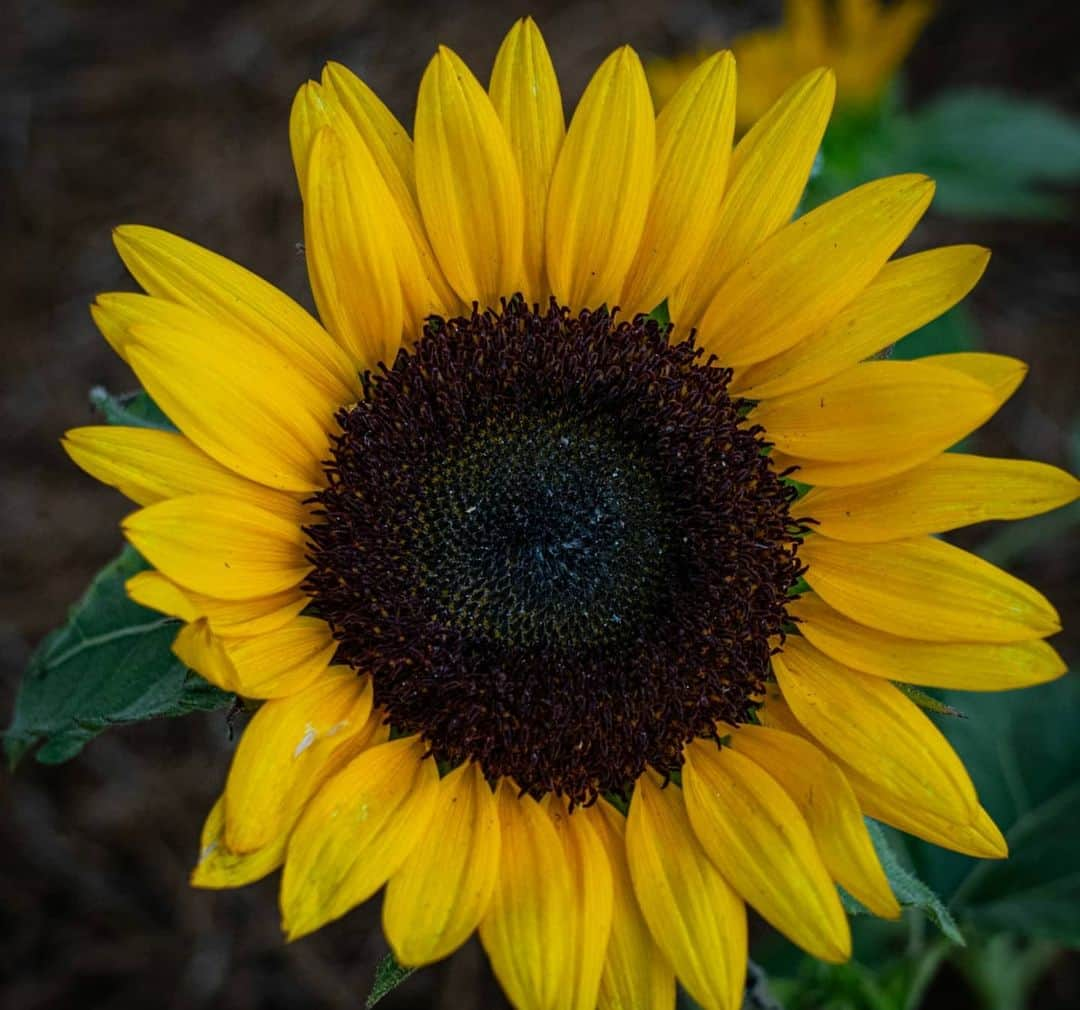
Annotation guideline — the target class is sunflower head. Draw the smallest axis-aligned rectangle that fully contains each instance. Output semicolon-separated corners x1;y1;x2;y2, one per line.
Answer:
305;297;808;804
61;14;1077;1010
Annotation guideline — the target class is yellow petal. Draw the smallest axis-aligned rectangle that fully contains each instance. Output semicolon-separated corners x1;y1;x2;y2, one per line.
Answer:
682;741;851;962
759;690;1008;859
489;17;565;305
173;616;335;699
478;782;575;1010
733;245;991;399
127;571;200;622
191;796;286;889
794;453;1080;541
171;619;243;691
383;762;500;967
770;448;940;487
126;571;307;639
697;175;934;366
545;46;655;311
280;735;440;940
415;46;525;308
753;360;996;462
322;62;459;318
671;68;835;330
800;535;1062;642
620;51;737;316
289;80;330;192
586;801;675;1010
292;77;451;333
124;319;337;493
205;590;309;638
191;712;391;889
790;592;1067;691
171;620;244;693
123;495;310;600
322;63;416;197
922;352;1028;404
729;725;899;919
626;772;746;1010
90;290;205;362
845;771;1008;860
112;225;359;403
223;617;336;698
62;425;304;519
545;800;614;1010
304;127;403;370
773;638;979;821
224;671;374;851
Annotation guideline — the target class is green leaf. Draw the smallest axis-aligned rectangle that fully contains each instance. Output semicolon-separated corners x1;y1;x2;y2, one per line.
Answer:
807;87;1080;221
907;90;1080;185
770;958;917;1010
899;677;1080;944
920;171;1065;221
951;934;1061;1010
646;299;671;327
891;90;1080;220
4;548;232;767
89;386;175;430
891;684;965;719
841;822;965;947
365;953;416;1008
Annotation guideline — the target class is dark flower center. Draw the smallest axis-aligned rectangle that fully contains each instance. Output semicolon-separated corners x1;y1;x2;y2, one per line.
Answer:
411;410;676;653
304;299;806;803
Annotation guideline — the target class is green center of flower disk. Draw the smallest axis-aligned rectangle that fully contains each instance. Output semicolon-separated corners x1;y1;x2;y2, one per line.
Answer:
304;298;808;804
413;411;674;652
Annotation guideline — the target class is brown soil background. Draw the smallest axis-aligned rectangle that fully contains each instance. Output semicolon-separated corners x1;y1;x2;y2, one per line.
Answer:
2;1;1078;1007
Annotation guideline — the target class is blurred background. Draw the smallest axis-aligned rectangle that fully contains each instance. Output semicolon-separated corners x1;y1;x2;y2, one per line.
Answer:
2;1;1078;1007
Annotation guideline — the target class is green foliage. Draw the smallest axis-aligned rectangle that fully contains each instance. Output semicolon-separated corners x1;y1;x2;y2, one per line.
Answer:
647;299;671;327
900;677;1080;944
858;822;965;946
895;91;1080;219
89;385;176;429
804;86;1080;221
4;548;232;767
6;384;226;766
771;956;933;1010
951;935;1061;1010
768;675;1080;1010
365;953;416;1008
890;684;965;719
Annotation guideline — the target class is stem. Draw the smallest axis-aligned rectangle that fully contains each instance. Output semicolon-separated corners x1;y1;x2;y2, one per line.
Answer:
902;938;950;1010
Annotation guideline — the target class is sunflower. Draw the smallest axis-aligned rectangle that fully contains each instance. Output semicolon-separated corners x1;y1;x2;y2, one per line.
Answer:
648;0;934;128
63;16;1078;1010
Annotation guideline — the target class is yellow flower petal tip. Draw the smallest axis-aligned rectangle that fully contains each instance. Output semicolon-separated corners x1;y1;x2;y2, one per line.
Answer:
545;42;654;309
683;741;852;964
415;44;525;307
975;807;1009;859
